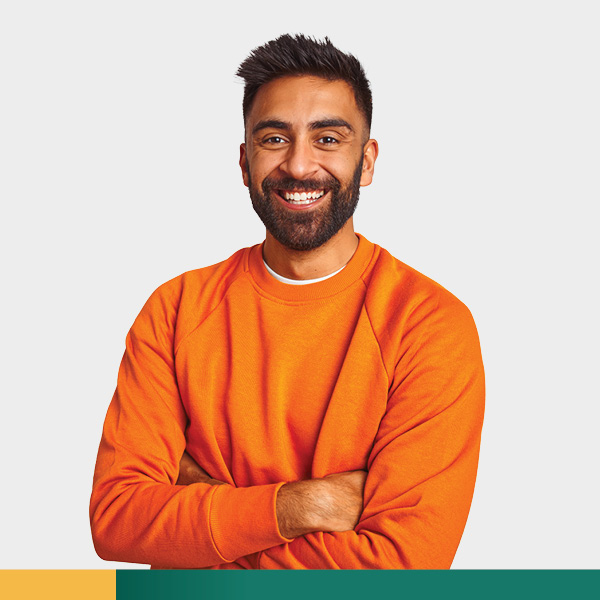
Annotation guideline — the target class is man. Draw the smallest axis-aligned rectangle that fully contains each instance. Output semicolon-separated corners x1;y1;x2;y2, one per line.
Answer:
90;34;485;569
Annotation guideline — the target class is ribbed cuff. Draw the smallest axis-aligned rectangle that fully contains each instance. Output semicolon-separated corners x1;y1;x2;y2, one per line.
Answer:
209;482;294;562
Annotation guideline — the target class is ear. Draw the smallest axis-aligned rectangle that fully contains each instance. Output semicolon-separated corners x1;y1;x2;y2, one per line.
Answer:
359;138;379;187
239;143;249;187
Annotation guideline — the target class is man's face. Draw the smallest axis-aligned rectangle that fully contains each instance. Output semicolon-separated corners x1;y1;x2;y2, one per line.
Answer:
240;75;377;251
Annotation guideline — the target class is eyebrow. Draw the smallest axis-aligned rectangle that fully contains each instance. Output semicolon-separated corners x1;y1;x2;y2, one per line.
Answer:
309;119;354;133
252;119;290;135
252;118;354;135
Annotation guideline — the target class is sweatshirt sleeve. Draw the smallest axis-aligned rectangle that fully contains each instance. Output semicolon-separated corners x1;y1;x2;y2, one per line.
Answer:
89;282;292;568
254;292;485;569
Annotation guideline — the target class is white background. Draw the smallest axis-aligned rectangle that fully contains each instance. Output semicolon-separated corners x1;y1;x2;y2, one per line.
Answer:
1;1;598;569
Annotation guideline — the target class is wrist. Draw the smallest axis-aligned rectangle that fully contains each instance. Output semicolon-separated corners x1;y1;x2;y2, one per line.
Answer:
276;478;328;539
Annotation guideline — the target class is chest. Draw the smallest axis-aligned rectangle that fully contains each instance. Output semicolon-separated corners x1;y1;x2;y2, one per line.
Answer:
175;292;389;484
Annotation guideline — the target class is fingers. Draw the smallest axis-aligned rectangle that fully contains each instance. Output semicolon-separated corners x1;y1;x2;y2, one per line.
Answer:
177;451;214;485
180;450;208;474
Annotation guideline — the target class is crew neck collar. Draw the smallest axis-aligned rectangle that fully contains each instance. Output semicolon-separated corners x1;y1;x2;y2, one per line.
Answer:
263;257;346;285
246;233;375;302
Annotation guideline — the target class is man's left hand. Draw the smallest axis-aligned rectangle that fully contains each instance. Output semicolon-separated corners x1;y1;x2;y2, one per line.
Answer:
176;451;228;486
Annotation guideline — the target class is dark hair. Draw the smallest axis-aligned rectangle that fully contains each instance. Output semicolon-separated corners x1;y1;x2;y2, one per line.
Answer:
237;34;372;132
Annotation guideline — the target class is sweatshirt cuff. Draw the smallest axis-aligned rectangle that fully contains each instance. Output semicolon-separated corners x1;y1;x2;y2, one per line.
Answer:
208;481;294;562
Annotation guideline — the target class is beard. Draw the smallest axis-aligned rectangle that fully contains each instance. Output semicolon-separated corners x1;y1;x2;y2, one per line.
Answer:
247;156;363;251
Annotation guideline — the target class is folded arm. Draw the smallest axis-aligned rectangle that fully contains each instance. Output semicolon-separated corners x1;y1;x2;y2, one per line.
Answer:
90;284;368;568
178;451;367;539
183;293;483;570
90;285;293;568
251;294;486;569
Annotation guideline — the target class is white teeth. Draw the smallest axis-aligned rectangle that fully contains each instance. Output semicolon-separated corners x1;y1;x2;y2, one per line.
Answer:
283;190;325;203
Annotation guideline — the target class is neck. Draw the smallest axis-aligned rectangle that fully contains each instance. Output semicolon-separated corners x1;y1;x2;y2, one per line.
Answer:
262;220;359;280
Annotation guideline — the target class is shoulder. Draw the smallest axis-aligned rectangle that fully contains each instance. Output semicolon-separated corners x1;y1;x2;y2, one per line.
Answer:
130;245;250;345
362;241;482;381
364;243;474;332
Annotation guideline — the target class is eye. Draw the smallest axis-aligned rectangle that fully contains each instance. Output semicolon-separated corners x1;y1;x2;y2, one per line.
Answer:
263;136;287;145
317;136;339;145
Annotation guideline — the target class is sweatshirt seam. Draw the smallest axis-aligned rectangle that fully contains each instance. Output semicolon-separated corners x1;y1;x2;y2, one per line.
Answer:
393;289;442;382
360;278;391;387
127;329;188;431
174;269;248;357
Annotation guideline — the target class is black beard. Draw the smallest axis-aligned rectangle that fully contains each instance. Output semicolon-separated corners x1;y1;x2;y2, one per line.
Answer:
247;157;364;251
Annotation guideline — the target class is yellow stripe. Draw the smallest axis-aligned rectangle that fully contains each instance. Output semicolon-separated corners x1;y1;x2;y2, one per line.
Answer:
0;570;115;600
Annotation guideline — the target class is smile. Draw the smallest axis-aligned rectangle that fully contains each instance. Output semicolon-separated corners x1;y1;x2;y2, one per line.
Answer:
278;189;326;205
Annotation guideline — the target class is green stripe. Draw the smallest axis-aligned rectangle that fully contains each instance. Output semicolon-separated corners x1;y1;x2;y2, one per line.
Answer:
117;570;599;600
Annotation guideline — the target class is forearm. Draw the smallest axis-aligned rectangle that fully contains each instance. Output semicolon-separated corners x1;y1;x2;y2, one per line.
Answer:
176;456;326;540
259;453;481;570
276;470;366;538
91;432;291;568
91;461;291;568
178;453;365;541
275;478;327;538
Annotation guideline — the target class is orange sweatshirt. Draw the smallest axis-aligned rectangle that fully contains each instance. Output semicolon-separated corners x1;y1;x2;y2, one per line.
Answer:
90;233;485;569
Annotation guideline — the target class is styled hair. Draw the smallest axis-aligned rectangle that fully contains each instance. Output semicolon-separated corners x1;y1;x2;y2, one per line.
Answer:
237;34;372;132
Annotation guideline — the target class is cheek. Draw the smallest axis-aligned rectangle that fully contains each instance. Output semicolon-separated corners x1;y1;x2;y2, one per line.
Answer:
326;157;358;183
327;147;360;169
250;154;281;182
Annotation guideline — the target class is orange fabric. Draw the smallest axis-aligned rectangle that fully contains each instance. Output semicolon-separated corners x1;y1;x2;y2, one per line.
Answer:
90;233;485;569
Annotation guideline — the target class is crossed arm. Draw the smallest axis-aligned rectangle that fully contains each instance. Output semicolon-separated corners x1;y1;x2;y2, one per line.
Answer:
91;284;484;569
176;451;367;540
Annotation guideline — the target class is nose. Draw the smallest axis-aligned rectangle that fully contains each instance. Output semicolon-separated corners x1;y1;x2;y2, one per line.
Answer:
279;139;319;181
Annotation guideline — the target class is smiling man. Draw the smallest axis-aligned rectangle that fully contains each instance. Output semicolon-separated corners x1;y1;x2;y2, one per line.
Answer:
243;74;376;262
90;34;485;570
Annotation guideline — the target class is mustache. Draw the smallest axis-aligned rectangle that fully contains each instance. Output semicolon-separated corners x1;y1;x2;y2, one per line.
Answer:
262;176;340;192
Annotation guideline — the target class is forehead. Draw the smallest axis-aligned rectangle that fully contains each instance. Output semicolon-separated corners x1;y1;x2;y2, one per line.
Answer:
247;75;363;129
